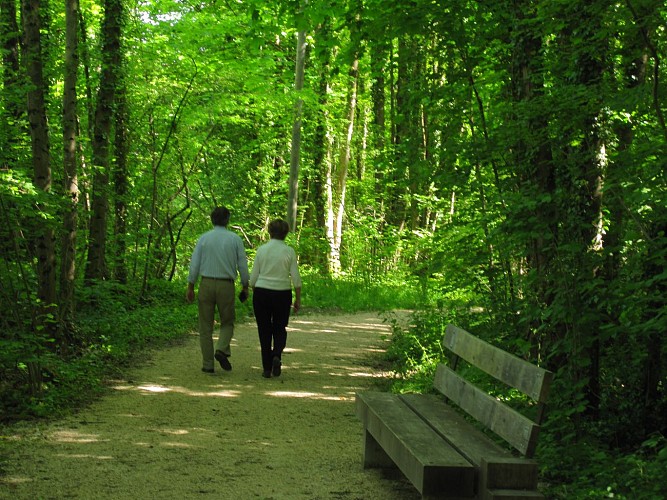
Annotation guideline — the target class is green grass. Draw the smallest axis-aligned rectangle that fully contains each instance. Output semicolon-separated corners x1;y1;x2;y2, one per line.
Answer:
301;270;422;312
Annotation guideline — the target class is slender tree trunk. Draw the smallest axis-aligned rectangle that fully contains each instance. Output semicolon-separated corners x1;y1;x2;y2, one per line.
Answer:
370;37;388;216
22;0;56;390
288;29;306;232
621;2;665;437
540;1;607;418
393;35;418;229
573;7;606;419
508;0;556;360
464;72;496;292
60;0;80;325
22;0;56;315
85;0;123;282
326;56;358;274
77;8;94;213
113;81;129;284
312;19;332;234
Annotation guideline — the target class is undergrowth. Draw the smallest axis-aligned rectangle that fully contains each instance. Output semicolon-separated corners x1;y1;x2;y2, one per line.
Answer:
0;279;196;423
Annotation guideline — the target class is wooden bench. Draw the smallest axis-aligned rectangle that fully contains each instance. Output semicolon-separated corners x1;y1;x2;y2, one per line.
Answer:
355;324;553;499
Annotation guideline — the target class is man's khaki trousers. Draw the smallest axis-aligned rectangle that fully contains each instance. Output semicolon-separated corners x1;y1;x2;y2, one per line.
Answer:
198;278;235;371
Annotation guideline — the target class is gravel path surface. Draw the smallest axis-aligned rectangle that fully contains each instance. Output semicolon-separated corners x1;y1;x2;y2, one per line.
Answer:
0;312;420;500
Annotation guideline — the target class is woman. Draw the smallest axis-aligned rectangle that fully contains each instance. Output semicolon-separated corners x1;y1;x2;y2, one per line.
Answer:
249;219;302;378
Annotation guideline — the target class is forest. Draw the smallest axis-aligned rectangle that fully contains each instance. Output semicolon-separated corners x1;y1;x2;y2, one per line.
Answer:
1;0;666;498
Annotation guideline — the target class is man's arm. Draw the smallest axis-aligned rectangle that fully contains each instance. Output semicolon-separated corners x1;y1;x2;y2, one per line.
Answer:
186;237;202;303
236;238;250;291
186;282;196;303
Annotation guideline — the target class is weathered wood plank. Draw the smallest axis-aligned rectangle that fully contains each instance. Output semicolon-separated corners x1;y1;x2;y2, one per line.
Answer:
433;365;541;457
356;391;475;497
443;325;553;404
400;393;509;465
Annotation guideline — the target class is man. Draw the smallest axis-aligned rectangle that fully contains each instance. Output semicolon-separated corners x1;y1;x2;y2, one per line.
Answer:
186;206;249;374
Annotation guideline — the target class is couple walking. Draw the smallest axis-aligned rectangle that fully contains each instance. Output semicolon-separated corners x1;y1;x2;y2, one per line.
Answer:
186;206;301;378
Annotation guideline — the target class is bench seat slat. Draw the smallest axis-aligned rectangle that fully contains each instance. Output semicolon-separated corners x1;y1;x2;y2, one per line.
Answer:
356;391;475;497
434;365;541;457
401;394;539;491
399;393;509;464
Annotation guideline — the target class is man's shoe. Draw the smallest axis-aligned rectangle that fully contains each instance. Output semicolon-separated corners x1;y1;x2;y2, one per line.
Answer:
272;356;281;377
215;350;232;371
262;370;271;378
201;367;214;374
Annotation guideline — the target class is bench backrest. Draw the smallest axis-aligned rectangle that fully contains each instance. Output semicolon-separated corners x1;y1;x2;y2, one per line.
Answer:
434;324;553;458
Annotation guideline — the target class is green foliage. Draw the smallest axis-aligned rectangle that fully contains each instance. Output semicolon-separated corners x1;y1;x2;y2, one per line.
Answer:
539;432;667;499
301;269;421;312
0;280;195;423
384;308;446;380
386;303;667;499
1;0;666;497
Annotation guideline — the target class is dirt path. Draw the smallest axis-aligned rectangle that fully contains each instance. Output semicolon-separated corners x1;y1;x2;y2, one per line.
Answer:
0;312;420;499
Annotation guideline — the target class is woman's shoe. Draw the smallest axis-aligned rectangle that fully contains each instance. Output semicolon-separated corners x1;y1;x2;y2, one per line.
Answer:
272;356;281;377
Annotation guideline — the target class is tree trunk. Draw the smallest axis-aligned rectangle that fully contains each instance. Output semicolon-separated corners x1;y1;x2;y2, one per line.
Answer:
326;56;358;274
288;28;306;232
573;8;606;420
85;0;123;282
621;0;665;438
508;0;556;359
543;1;607;418
393;35;420;229
370;37;388;212
22;0;56;389
22;0;56;319
113;81;129;284
60;0;80;324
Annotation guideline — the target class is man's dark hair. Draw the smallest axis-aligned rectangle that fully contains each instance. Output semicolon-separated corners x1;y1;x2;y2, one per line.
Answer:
210;206;231;227
268;219;289;240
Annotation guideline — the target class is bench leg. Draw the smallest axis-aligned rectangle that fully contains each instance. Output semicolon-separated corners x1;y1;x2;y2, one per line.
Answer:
363;429;395;468
480;457;538;490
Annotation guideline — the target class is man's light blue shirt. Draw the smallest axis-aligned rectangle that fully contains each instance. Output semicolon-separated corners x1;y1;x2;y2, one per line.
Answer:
188;226;249;286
